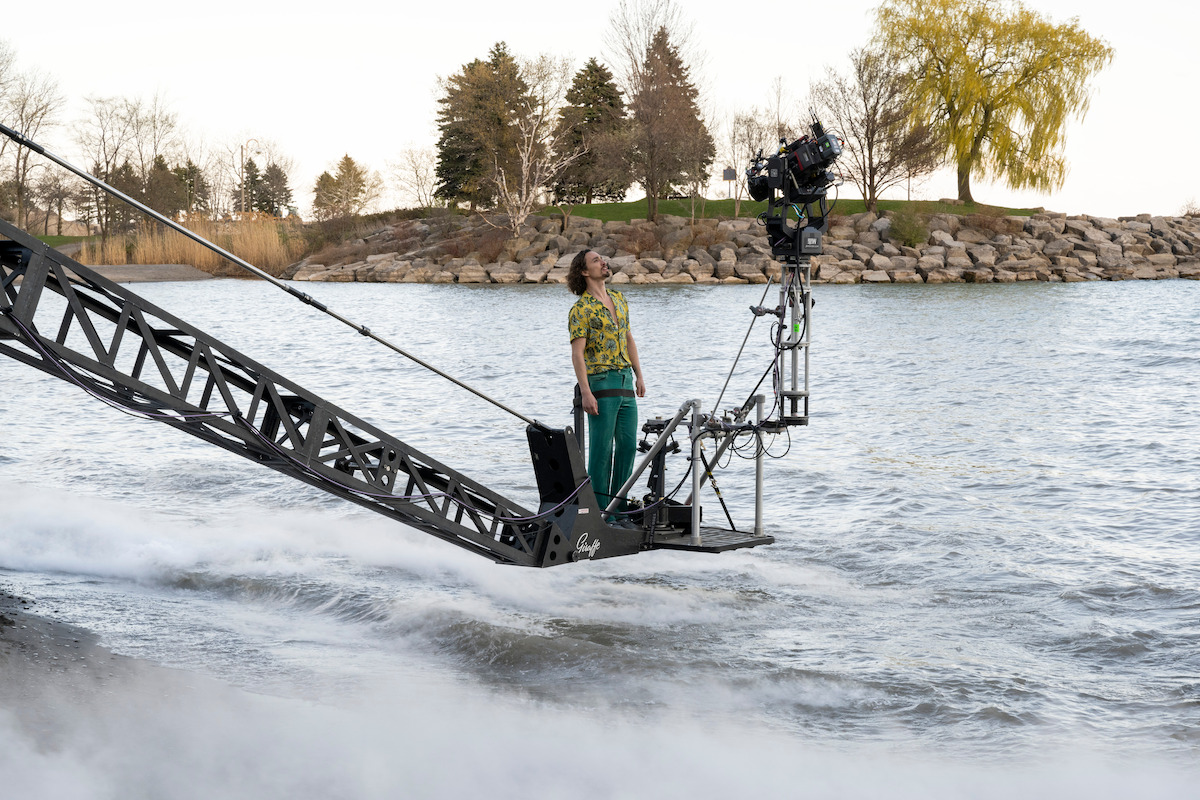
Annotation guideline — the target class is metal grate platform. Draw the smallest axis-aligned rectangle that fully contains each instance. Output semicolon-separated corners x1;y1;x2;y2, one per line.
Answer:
650;527;774;553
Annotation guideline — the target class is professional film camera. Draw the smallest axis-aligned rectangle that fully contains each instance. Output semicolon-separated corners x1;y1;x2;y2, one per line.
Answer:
747;117;843;262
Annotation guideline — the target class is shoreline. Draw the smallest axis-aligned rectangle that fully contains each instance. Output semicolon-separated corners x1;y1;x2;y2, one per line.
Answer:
0;587;143;709
281;211;1200;286
51;210;1200;286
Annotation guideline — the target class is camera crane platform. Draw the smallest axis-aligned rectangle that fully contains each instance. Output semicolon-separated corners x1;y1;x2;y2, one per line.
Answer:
0;120;839;568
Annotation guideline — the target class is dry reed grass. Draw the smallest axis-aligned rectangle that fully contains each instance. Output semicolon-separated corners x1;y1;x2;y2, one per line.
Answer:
80;218;305;277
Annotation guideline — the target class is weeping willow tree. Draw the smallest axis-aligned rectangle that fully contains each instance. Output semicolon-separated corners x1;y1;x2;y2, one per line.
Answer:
875;0;1113;203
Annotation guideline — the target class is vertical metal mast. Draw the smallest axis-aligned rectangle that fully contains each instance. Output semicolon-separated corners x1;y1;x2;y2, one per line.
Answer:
775;251;813;426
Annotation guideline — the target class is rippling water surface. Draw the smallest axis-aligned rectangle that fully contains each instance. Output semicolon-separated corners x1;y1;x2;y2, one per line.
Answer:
2;278;1198;796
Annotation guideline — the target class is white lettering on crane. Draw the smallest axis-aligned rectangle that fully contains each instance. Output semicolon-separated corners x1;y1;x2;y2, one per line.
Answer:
574;533;601;560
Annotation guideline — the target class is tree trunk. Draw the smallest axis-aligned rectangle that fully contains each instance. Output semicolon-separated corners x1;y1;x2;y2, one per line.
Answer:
958;109;988;204
646;193;658;223
957;163;974;204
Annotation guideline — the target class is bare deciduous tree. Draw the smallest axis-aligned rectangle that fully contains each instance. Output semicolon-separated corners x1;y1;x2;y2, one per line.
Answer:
33;169;72;235
809;47;942;212
721;109;771;217
0;40;18;166
605;0;714;221
126;92;179;183
76;96;136;238
312;154;383;222
6;68;63;228
766;76;794;142
604;0;695;99
389;147;438;210
489;54;585;238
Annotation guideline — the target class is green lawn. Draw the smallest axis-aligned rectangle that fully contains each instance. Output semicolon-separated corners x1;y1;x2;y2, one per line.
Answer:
37;234;90;248
545;196;1043;223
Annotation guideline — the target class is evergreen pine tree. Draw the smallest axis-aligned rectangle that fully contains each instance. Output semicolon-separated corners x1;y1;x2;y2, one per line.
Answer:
629;28;714;221
143;154;187;219
171;159;210;216
259;163;293;217
553;58;631;205
434;43;529;210
312;171;337;221
312;155;379;220
108;161;142;234
233;158;264;214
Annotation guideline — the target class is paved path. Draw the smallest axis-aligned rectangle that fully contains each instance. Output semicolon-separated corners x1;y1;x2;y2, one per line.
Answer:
79;263;214;283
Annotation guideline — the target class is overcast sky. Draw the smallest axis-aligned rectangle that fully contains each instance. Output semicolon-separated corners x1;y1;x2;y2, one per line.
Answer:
3;0;1196;219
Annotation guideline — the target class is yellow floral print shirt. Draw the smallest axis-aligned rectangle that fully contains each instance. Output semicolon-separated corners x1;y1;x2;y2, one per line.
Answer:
568;290;631;375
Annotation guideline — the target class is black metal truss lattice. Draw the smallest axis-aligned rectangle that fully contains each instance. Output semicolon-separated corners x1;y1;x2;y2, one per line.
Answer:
0;221;553;566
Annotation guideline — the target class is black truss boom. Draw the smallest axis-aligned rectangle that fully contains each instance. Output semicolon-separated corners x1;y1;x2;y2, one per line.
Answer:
0;220;566;564
1;218;772;565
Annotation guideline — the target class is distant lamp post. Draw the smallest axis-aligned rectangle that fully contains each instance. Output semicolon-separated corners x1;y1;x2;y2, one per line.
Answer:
240;138;261;216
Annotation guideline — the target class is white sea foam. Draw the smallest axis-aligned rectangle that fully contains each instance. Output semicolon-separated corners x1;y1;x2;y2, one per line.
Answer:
1;665;1194;800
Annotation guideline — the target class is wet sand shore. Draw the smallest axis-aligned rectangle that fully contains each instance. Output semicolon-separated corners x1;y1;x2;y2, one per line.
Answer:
0;587;231;751
0;588;145;730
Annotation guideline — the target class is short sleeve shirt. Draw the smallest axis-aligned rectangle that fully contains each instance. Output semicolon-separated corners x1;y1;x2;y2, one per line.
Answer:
568;290;631;375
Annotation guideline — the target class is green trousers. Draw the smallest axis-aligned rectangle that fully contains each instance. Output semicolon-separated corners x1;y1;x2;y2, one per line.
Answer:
586;368;638;511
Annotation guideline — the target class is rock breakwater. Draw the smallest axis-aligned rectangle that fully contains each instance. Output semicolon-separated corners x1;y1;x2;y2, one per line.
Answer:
284;210;1200;285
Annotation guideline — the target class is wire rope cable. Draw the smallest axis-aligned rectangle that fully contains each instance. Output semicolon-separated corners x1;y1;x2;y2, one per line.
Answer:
0;122;535;427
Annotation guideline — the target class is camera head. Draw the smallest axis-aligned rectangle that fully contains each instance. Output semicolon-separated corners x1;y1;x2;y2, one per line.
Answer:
747;118;842;206
746;116;842;262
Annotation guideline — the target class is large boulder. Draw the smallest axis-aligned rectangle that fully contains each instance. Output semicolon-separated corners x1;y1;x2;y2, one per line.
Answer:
661;227;693;253
374;262;412;282
968;245;998;266
714;261;737;279
734;259;767;280
956;228;991;244
930;229;958;248
291;263;327;281
458;264;490;283
488;263;523;284
927;214;961;236
685;259;715;280
924;267;965;283
868;254;894;271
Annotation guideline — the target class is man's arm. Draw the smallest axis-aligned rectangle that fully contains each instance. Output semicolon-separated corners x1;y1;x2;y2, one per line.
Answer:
572;337;598;415
627;331;646;397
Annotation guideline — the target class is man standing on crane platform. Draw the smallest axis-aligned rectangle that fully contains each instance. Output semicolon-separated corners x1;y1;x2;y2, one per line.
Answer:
568;250;646;518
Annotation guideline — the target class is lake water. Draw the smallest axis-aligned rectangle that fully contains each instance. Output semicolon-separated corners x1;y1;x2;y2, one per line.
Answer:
2;278;1198;797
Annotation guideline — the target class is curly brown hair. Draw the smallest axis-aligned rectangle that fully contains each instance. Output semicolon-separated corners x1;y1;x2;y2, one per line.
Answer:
567;250;592;296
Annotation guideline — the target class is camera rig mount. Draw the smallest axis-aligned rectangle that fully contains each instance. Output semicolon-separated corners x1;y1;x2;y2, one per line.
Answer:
741;117;843;428
747;117;843;263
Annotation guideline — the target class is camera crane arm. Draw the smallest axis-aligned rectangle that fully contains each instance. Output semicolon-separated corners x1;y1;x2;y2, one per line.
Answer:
0;124;774;566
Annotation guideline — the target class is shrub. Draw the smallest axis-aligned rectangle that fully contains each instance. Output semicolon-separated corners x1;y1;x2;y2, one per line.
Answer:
615;225;661;256
476;228;509;263
690;227;729;248
888;207;929;248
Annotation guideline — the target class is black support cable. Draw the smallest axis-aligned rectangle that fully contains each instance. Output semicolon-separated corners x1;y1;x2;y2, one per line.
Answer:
0;122;535;427
698;448;737;531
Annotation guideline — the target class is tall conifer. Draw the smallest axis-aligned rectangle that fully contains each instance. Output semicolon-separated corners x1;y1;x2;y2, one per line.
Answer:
553;58;631;205
434;43;529;210
628;28;713;221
